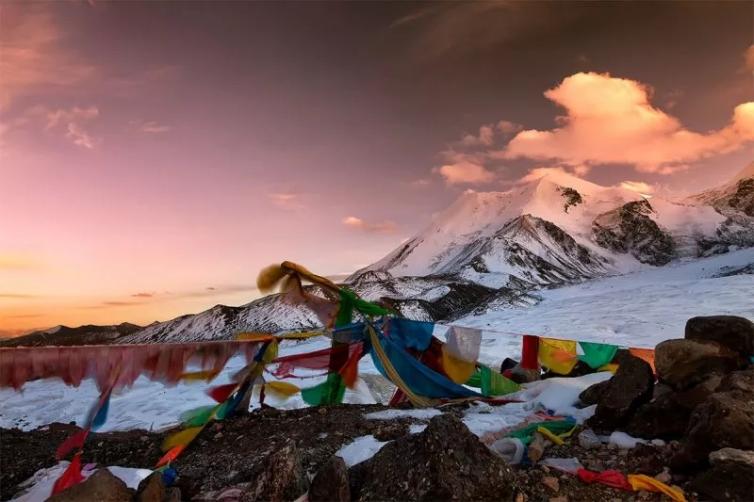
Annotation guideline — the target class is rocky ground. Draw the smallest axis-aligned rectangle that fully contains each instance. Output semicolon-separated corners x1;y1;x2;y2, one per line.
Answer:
1;315;752;501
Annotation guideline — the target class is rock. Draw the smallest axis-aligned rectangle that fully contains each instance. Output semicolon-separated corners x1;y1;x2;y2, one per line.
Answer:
654;468;671;484
680;390;754;465
510;364;541;384
685;315;754;356
165;488;181;502
308;456;350;502
549;496;568;502
719;368;754;393
48;469;134;502
528;432;546;463
372;422;408;441
136;472;165;502
689;448;754;501
542;476;559;493
579;380;610;406
587;354;654;431
350;414;516;501
655;339;744;390
577;429;601;450
672;374;723;410
244;440;308;502
626;392;691;440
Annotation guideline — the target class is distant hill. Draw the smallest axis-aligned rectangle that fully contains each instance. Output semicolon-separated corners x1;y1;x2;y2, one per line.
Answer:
0;323;142;347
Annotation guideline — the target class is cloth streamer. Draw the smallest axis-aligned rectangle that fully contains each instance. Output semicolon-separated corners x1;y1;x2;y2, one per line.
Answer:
538;338;578;375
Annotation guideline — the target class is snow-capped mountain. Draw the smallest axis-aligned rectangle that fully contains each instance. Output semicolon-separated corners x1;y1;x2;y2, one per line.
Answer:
101;165;754;344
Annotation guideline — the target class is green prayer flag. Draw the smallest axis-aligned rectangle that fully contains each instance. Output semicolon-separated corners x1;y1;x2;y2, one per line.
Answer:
301;373;346;405
578;341;618;369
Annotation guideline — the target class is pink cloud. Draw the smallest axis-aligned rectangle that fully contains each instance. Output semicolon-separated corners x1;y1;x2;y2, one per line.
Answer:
268;192;304;209
500;72;754;173
140;121;171;134
44;106;100;149
436;161;495;185
461;125;495;146
0;6;95;110
342;216;398;234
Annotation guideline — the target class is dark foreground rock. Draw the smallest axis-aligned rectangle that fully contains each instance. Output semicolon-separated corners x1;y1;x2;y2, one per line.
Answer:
47;469;134;502
308;456;350;502
685;315;754;356
350;414;517;501
587;354;654;431
243;440;308;502
689;448;754;501
676;390;754;466
626;392;691;440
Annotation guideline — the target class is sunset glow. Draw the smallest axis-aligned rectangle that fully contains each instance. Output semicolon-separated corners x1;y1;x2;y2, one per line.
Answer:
1;2;752;335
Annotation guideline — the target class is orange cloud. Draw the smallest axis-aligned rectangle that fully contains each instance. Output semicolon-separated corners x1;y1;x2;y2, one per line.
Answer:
436;161;495;185
342;216;398;234
44;106;100;149
745;45;754;72
269;192;304;210
140;121;171;134
501;72;754;173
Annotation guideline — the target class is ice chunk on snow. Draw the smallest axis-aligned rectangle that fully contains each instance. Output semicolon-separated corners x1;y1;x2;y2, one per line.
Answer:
364;409;442;421
513;372;612;418
335;435;388;467
608;431;647;449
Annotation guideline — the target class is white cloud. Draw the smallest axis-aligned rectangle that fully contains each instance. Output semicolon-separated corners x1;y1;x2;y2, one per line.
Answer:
44;106;100;149
140;121;171;134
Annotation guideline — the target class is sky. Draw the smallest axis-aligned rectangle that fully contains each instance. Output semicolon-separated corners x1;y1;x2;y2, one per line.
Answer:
1;1;753;335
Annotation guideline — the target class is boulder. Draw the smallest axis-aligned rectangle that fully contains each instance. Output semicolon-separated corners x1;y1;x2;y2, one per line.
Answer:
308;456;350;502
685;315;754;356
136;472;166;502
244;440;308;502
350;414;516;501
626;392;691;440
579;380;610;406
587;354;654;431
655;339;743;389
371;421;408;441
672;374;723;410
689;448;754;501
719;368;754;393
48;469;134;502
679;390;754;465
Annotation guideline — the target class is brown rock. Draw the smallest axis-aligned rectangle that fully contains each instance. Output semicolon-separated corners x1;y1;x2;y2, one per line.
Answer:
685;315;754;356
689;448;754;501
243;440;308;502
655;339;743;390
371;421;408;441
680;390;754;464
48;469;134;502
309;456;350;502
542;476;559;493
626;392;691;440
587;354;654;431
136;472;165;502
719;368;754;393
350;414;517;501
579;380;610;406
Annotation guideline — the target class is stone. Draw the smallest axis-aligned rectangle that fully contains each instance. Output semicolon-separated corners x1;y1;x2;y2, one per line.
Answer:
136;472;166;502
689;448;754;501
587;354;654;431
680;390;754;465
371;421;408;441
626;392;691;440
165;488;181;502
542;476;559;493
510;364;541;384
577;429;601;450
308;456;350;502
48;469;134;502
655;339;743;390
579;380;610;406
528;432;546;463
685;315;754;356
719;368;754;393
672;374;723;410
244;440;308;502
350;414;517;501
